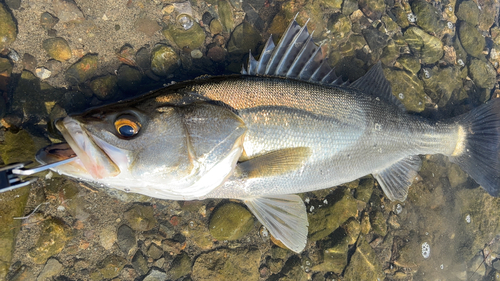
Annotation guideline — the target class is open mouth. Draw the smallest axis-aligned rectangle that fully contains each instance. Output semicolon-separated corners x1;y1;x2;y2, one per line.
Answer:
36;116;121;179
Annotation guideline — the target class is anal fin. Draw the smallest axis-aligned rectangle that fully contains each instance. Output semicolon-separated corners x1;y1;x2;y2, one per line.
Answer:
244;195;308;253
373;155;422;201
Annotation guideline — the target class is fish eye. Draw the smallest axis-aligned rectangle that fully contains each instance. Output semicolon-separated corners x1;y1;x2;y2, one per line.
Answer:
114;116;141;138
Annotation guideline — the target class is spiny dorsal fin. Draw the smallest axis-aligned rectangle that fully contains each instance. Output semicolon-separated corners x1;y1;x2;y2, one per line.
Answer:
349;62;406;111
242;16;344;86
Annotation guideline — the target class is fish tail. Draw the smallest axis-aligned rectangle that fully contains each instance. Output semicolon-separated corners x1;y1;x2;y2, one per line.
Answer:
449;98;500;196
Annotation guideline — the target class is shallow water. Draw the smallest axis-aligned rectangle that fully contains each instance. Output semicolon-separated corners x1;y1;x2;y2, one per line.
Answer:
0;0;500;280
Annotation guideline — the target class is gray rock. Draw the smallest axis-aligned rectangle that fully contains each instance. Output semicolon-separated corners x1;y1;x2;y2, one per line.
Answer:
143;268;168;281
192;248;260;280
117;224;136;254
52;0;85;23
124;204;157;231
36;258;63;281
147;243;164;260
132;250;149;276
468;59;496;89
458;21;485;58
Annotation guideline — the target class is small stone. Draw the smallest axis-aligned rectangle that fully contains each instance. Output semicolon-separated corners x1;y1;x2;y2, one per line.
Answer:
124;204;157;231
192;248;260;280
134;18;161;37
328;14;351;40
36;258;63;281
99;225;117;250
190;49;203;59
40;12;59;30
144;268;168;281
218;0;234;31
90;75;118;100
52;0;85;23
458;21;485;58
207;46;225;62
362;27;389;54
147;243;163;260
168;252;192;280
411;0;444;34
370;210;387;237
343;218;361;245
117;64;142;93
117;224;136;254
342;0;358;15
456;1;479;25
422;65;466;107
396;54;421;75
358;0;385;20
28;219;71;264
98;255;128;279
162;21;205;49
202;12;213;26
65;54;98;84
150;44;180;77
0;2;17;50
468;59;497;89
209;202;254;241
227;22;262;56
344;237;385;280
131;250;149;276
354;177;374;203
209;19;223;35
404;27;443;64
383;67;426;113
35;67;51;80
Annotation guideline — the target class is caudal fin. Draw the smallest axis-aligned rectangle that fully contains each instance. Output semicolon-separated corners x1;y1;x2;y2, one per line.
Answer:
450;98;500;196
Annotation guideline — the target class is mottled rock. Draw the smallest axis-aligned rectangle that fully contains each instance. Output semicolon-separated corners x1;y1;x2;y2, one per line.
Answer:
359;0;385;20
36;258;63;281
396;54;421;75
458;21;485;58
478;0;497;31
210;19;223;35
117;224;136;254
65;54;98;84
362;27;389;54
192;248;260;280
313;228;350;273
344;238;385;280
162;21;205;49
209;202;254;240
422;65;466;107
207;45;225;62
124;204;157;231
343;218;361;245
132;250;149;276
342;0;358;15
308;188;358;241
456;1;479;25
383;67;426;112
90;75;118;100
369;211;387;237
168;252;191;280
135;17;161;37
328;14;351;40
35;67;51;80
391;6;410;28
52;0;85;23
147;243;163;260
143;268;168;281
99;225;117;250
404;27;443;64
98;255;127;279
28;219;71;264
0;2;17;50
40;12;59;30
150;44;180;77
468;59;496;89
227;22;261;56
380;40;400;65
447;163;468;189
411;0;444;34
354;177;374;203
218;0;234;31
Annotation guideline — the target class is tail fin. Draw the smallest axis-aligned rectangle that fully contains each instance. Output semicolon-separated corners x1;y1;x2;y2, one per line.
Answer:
450;98;500;196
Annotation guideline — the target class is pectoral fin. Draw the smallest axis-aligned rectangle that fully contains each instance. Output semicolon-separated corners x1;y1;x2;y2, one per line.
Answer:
244;195;308;253
238;147;311;178
373;155;422;201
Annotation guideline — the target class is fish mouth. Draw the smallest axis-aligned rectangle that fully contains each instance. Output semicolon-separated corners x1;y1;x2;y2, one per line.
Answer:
36;116;121;179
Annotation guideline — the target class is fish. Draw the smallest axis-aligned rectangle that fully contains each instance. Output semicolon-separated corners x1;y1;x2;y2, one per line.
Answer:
36;18;500;253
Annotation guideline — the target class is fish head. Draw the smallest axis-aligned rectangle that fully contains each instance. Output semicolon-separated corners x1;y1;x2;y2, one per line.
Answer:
37;101;247;199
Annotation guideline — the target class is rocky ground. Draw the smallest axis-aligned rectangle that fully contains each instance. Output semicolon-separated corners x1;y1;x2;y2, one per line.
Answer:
1;0;500;280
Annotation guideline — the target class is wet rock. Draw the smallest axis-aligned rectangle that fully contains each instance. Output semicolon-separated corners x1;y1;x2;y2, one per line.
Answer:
144;268;168;281
380;40;400;65
227;22;261;56
468;59;496;89
150;44;180;77
359;0;385;20
52;0;85;23
277;255;308;281
210;19;223;35
383;68;426;112
191;49;203;59
328;14;351;40
135;17;161;37
391;6;410;29
369;211;387;237
343;218;361;245
147;243;163;260
422;65;466;107
447;163;468;188
40;12;59;30
124;204;157;231
0;2;17;50
308;188;358;241
207;46;225;62
65;54;98;84
354;177;374;203
36;258;63;281
467;254;486;278
192;248;260;280
132;250;149;276
28;218;71;264
404;27;443;64
99;225;117;250
362;27;389;54
396;54;421;75
163;18;204;49
168;251;191;280
478;0;497;31
313;228;350;273
0;185;30;279
342;0;358;15
344;237;385;280
209;201;254;240
90;75;118;100
117;64;142;94
0;57;12;91
458;22;485;58
7;264;35;281
35;67;51;80
411;0;444;34
117;224;136;254
0;129;39;163
218;0;234;32
98;255;127;279
456;1;479;25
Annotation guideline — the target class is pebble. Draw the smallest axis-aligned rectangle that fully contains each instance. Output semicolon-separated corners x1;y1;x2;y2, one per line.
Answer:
40;12;59;30
190;49;203;59
0;2;17;50
209;202;254;241
65;54;98;84
132;250;149;276
52;0;85;23
35;67;51;80
117;224;136;254
150;44;180;77
36;258;63;281
192;248;260;280
98;255;128;279
124;204;157;231
99;225;117;250
28;219;70;264
143;268;168;281
168;252;191;280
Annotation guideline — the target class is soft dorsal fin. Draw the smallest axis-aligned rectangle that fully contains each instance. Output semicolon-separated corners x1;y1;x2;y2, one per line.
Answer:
241;16;344;86
349;62;406;111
